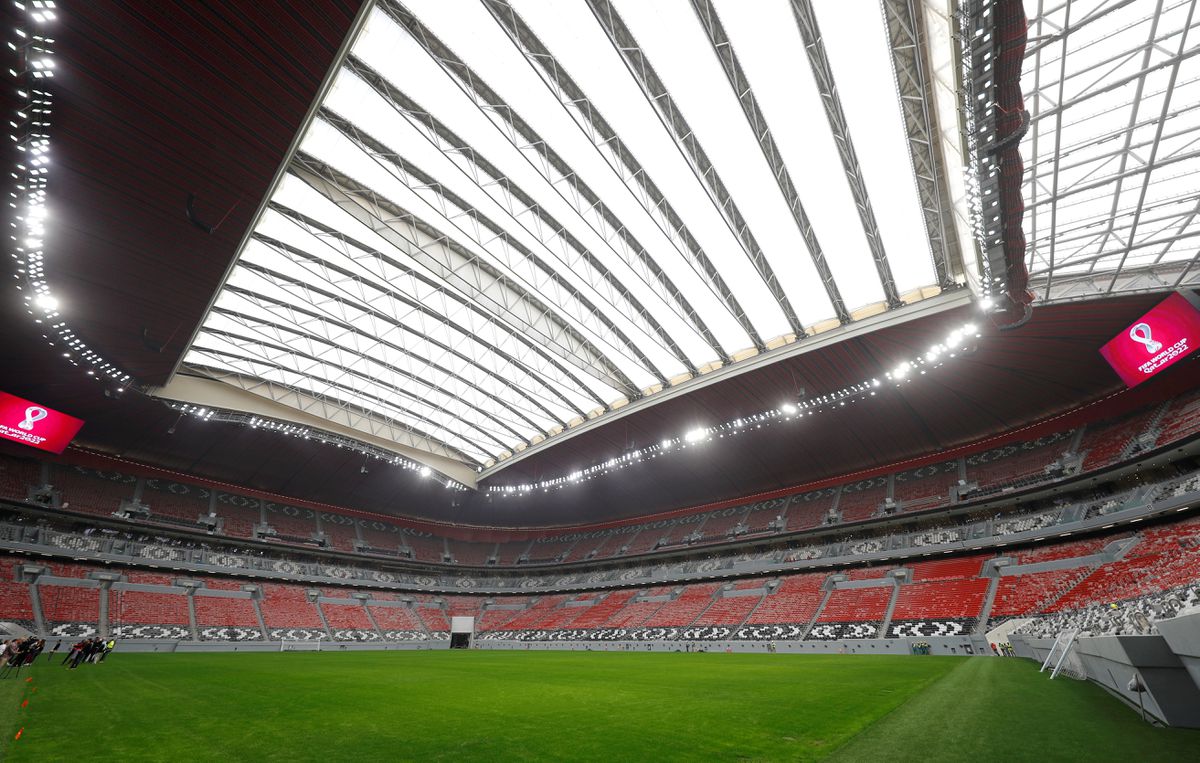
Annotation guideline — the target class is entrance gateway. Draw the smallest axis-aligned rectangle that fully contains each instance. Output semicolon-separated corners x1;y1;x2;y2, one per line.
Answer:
450;617;475;649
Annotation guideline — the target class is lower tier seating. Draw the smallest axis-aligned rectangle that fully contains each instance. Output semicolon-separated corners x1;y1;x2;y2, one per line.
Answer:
3;511;1200;643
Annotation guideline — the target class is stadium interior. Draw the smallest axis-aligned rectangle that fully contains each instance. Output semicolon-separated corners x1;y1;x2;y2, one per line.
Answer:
2;0;1200;759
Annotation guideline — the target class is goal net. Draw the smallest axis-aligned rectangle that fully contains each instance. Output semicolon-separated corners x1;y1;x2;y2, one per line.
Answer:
1040;630;1086;680
280;637;324;652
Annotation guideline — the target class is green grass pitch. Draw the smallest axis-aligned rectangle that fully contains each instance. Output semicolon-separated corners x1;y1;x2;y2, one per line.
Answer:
0;651;1195;761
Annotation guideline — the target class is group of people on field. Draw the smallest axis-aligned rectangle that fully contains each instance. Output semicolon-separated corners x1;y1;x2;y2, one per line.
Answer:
61;637;116;669
0;636;46;673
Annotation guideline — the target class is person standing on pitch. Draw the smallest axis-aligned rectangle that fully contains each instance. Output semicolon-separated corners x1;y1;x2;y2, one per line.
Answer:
63;640;83;666
47;639;61;662
99;638;115;662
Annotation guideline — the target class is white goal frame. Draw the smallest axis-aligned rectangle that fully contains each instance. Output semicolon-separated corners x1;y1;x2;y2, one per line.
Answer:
280;635;325;652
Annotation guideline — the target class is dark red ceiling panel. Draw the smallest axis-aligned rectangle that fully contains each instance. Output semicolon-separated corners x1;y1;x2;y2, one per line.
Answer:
1;2;1196;529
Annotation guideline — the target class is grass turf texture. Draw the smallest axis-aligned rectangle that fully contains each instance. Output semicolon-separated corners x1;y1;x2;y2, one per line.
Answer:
0;652;1195;761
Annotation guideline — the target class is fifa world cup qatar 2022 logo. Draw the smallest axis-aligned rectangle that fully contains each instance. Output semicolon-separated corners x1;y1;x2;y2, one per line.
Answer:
0;391;85;454
1100;292;1200;388
1131;322;1188;377
18;406;48;431
1128;323;1162;354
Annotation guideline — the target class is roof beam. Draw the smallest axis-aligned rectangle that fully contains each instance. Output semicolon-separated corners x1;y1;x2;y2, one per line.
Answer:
290;153;642;400
360;10;702;376
584;0;808;341
208;304;539;445
221;275;572;430
688;0;853;324
321;89;681;386
253;209;596;419
881;0;961;288
153;371;479;487
192;325;513;456
785;0;903;308
480;0;754;357
1104;0;1196;294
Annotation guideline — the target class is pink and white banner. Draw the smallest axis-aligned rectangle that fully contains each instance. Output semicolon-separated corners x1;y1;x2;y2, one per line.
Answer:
1099;292;1200;388
0;390;84;453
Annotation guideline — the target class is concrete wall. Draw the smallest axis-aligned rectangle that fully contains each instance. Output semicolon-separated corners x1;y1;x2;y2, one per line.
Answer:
475;637;983;655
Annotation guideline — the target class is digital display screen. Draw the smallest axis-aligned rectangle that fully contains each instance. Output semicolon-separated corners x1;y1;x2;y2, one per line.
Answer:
1099;292;1200;388
0;390;84;453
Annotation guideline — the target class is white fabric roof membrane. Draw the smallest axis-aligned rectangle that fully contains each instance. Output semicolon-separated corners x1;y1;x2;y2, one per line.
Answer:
183;0;951;468
1022;0;1200;301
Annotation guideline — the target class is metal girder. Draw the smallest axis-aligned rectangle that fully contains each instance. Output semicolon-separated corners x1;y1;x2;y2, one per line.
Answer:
319;106;680;381
688;0;852;324
584;0;808;340
290;153;640;399
219;276;571;431
1026;260;1200;302
1029;43;1200;124
1022;0;1200;303
363;6;708;375
1040;0;1076;300
1025;147;1200;212
1103;0;1195;293
179;361;481;466
882;0;961;288
480;0;754;357
207;303;538;445
251;210;595;419
191;328;511;457
786;0;903;309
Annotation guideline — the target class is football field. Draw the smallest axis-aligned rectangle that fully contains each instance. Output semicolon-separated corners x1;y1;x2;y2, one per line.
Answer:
0;650;1194;761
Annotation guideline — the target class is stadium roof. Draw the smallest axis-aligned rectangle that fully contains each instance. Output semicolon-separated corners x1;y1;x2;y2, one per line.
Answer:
1021;0;1200;301
164;0;971;481
5;0;1200;523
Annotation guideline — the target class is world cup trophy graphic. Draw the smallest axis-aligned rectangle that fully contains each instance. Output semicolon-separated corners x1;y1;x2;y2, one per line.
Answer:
1128;323;1162;354
18;406;48;431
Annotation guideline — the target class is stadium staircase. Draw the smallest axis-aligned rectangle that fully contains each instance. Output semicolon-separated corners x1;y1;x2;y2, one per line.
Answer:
878;581;902;637
973;577;1001;635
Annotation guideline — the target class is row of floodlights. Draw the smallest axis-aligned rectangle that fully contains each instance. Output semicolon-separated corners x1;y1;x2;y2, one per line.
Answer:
490;319;985;495
169;403;461;488
9;4;137;392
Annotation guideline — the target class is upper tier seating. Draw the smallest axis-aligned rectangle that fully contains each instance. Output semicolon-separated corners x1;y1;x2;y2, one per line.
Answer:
1079;408;1158;471
838;478;887;524
141;480;209;525
212;497;259;539
967;433;1072;492
786;490;837;531
1157;390;1200;447
51;465;135;517
893;461;959;511
319;518;359;552
0;458;39;502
